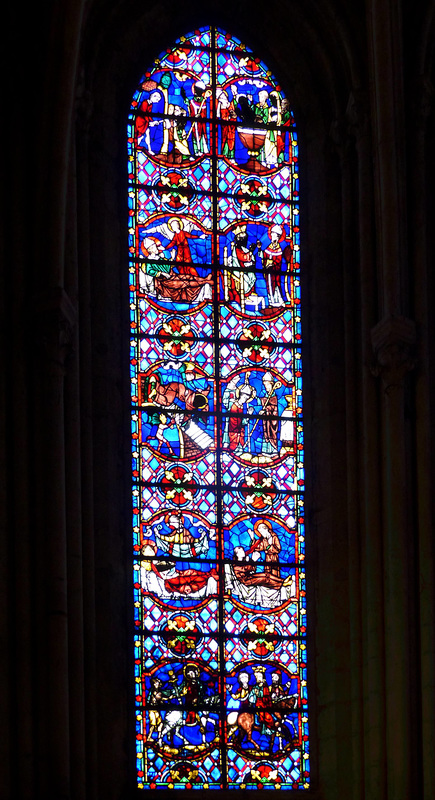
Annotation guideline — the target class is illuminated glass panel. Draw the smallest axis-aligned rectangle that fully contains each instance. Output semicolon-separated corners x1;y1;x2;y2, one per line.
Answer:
128;26;308;790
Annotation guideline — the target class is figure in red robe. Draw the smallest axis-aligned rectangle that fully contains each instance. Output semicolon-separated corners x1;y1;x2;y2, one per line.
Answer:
226;224;257;307
146;217;208;277
251;666;275;731
151;563;218;595
246;518;282;587
228;384;256;454
218;88;237;159
260;224;285;306
135;90;162;152
189;81;210;155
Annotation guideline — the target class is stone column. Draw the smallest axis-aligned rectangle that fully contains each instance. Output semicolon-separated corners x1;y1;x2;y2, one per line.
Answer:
366;1;407;318
330;105;364;800
410;76;435;800
347;89;385;800
370;316;417;799
75;83;99;800
366;0;419;795
346;89;388;800
34;288;76;798
64;135;87;800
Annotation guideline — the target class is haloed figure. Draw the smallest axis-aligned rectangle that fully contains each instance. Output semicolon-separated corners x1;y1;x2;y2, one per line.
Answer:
246;518;283;588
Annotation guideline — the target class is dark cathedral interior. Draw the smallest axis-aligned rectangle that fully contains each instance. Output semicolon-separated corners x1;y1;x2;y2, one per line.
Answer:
3;0;435;797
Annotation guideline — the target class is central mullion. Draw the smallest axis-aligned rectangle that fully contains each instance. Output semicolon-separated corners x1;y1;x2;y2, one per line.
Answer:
209;25;227;789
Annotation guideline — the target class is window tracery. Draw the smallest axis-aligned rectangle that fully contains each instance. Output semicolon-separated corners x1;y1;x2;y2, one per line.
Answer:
128;26;309;790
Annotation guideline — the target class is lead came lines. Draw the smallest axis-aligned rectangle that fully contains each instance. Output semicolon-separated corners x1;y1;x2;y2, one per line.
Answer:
210;25;228;788
129;25;309;790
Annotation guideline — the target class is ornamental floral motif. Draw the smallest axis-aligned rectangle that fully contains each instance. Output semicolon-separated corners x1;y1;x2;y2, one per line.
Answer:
156;317;195;357
235;177;274;218
159;465;199;506
239;468;278;511
241;616;279;657
154;169;195;210
236;322;276;363
162;613;202;655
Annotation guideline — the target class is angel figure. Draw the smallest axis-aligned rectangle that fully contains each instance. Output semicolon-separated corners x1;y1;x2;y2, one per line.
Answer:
146;217;209;276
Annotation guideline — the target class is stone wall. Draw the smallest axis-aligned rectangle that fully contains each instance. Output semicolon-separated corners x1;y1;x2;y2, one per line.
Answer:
2;1;435;797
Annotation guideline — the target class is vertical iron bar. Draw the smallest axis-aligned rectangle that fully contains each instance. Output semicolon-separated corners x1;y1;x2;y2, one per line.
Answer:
210;25;228;790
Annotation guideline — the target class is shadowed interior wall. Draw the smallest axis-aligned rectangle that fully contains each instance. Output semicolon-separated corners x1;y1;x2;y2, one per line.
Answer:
2;0;435;798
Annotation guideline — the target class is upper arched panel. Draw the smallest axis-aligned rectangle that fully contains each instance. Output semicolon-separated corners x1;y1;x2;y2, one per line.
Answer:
127;26;300;324
129;26;296;174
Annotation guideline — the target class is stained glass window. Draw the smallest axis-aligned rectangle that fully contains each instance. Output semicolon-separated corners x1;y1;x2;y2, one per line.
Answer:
127;26;309;790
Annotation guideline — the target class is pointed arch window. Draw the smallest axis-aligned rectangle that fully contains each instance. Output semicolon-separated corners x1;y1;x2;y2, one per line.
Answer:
128;26;309;790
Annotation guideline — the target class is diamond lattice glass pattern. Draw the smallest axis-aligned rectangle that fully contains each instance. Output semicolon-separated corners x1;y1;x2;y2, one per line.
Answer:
128;25;309;790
